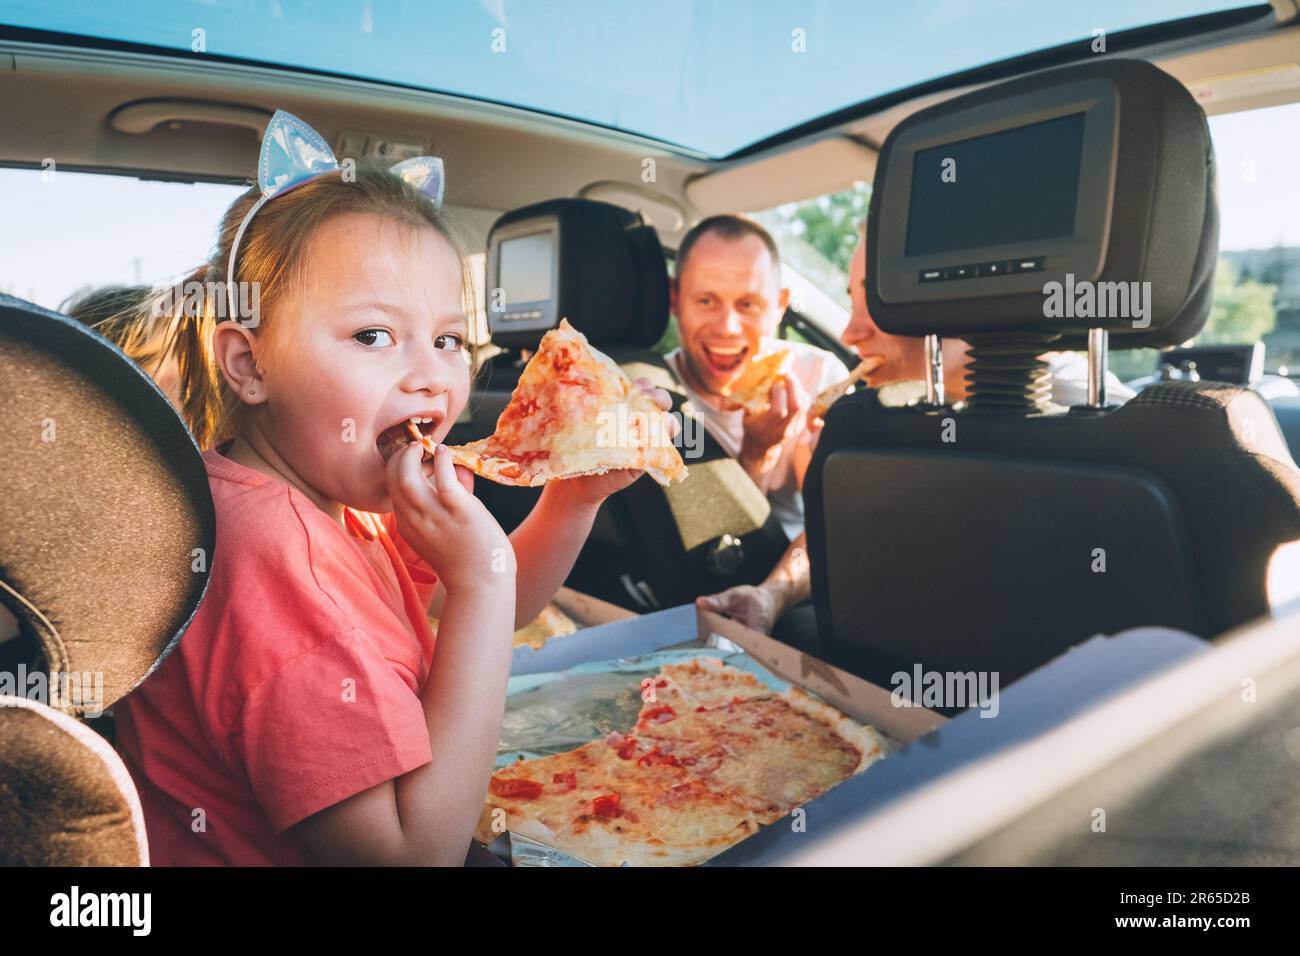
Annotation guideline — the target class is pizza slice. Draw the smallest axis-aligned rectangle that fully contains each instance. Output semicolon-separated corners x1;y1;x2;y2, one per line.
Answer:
477;659;894;865
809;355;885;420
430;601;578;650
443;320;687;487
719;346;794;415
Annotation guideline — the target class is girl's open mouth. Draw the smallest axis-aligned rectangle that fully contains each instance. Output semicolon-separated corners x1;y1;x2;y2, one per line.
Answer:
376;416;441;463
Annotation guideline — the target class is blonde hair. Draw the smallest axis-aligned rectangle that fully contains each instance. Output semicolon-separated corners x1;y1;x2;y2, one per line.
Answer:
64;285;179;381
164;160;474;450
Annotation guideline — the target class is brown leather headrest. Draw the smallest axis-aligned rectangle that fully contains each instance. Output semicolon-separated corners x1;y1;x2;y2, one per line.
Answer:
0;696;148;865
0;295;215;714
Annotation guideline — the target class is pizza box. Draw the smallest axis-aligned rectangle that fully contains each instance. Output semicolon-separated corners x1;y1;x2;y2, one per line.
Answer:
708;624;1208;865
504;586;638;668
491;599;947;865
512;598;944;743
495;600;1208;865
548;586;636;628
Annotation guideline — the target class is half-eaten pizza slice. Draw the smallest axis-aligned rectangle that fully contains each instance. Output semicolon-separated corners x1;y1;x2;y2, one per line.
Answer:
718;346;794;415
444;320;687;487
809;355;885;420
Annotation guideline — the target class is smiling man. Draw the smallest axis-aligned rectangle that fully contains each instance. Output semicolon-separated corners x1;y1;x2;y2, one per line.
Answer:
666;215;850;545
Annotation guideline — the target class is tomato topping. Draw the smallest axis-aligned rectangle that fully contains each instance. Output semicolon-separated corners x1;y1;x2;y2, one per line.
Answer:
552;770;577;792
616;736;639;760
504;449;550;465
641;704;676;724
592;793;621;818
551;349;576;374
636;747;680;768
490;777;543;800
655;679;667;688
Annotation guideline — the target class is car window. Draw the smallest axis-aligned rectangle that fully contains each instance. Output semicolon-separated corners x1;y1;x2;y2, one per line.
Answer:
0;167;244;311
751;182;870;340
1112;101;1300;383
0;165;493;353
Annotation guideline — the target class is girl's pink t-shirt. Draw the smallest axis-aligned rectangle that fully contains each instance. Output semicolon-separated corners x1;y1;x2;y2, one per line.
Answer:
114;445;440;865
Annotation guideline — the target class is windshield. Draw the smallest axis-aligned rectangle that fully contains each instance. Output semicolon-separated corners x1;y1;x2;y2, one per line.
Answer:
0;0;1263;157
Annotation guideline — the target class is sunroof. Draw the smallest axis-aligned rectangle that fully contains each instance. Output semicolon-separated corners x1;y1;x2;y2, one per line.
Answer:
0;0;1265;157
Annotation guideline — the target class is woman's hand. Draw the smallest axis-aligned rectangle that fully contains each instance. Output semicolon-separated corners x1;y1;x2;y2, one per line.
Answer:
386;440;515;594
696;584;780;635
552;376;678;507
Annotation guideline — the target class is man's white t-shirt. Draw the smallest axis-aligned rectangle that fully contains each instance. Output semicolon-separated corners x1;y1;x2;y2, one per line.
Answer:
1045;351;1137;406
666;342;849;541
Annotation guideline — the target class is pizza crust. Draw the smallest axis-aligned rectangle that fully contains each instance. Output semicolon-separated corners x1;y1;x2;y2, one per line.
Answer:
781;686;896;774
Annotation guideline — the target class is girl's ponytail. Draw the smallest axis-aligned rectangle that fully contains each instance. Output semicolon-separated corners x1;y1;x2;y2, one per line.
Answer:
157;262;228;451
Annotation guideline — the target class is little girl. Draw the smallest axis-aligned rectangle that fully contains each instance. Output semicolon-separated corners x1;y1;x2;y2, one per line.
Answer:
113;112;671;866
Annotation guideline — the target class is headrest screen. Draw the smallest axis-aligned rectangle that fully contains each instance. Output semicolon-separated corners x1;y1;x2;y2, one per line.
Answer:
905;112;1086;257
499;230;554;305
867;60;1218;347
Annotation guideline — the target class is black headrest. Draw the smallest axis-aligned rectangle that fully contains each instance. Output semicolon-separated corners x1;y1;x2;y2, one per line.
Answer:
487;198;669;351
867;58;1217;350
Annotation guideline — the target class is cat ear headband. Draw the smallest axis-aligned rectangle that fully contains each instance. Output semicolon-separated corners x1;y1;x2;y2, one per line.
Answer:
225;109;444;322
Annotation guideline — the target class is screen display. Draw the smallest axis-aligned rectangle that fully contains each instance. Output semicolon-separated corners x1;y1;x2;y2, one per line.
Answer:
498;230;554;306
905;112;1086;257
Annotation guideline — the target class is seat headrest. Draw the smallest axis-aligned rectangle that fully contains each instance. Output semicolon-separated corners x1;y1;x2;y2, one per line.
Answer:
867;58;1217;350
0;295;215;716
487;198;669;351
0;696;149;865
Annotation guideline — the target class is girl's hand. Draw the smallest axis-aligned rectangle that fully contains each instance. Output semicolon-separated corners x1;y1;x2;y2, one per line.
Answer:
554;377;678;507
386;440;515;593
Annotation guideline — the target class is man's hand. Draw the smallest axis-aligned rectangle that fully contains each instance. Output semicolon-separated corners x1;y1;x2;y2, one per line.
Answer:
739;376;808;478
696;584;779;635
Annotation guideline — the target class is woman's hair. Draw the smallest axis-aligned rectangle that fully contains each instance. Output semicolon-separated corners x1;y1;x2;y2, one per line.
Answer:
63;284;180;380
163;159;475;450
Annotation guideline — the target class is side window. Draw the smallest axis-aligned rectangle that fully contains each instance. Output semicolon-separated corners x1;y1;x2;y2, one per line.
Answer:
1112;100;1300;383
752;182;871;340
0;167;244;312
